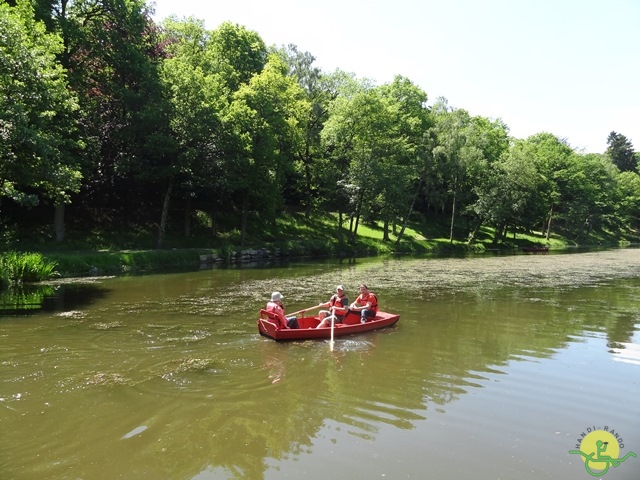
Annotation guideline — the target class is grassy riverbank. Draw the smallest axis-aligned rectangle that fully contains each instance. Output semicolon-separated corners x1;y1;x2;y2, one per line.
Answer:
1;211;633;282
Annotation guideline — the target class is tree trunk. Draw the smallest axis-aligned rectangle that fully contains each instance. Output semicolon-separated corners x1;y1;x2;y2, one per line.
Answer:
54;203;65;242
449;179;458;244
304;154;313;219
383;218;390;241
240;195;249;248
396;179;422;245
545;205;554;240
349;191;364;245
184;196;191;238
492;224;504;244
351;213;360;245
467;217;482;245
157;176;174;249
208;209;218;238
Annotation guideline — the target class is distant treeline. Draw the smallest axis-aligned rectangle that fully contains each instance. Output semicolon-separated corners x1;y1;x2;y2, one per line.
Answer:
1;0;639;250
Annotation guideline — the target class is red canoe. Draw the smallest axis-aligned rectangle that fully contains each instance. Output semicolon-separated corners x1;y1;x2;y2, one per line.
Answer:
257;309;400;341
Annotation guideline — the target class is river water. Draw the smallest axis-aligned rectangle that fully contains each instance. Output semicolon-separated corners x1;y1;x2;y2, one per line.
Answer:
1;249;639;479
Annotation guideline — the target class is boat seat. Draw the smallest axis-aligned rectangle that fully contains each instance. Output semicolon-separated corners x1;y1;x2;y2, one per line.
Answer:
260;309;278;321
260;309;287;329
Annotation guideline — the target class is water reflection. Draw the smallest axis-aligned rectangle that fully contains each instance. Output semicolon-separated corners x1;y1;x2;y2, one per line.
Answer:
0;281;110;315
611;342;640;365
0;284;58;315
1;249;639;479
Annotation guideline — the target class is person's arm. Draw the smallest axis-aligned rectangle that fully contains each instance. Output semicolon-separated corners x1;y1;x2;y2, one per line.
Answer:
349;296;362;310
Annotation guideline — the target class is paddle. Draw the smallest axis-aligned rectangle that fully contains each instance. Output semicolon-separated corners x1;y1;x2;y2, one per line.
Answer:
329;316;335;351
288;304;321;317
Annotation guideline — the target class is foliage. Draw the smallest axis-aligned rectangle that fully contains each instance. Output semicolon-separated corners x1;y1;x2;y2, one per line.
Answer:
1;2;639;261
46;249;202;276
606;131;636;172
0;1;83;208
0;251;58;286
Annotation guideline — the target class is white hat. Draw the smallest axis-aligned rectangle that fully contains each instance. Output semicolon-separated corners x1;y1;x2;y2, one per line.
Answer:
336;285;344;291
271;292;283;302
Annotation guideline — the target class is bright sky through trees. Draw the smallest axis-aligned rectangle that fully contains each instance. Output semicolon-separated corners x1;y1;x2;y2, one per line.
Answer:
150;0;639;154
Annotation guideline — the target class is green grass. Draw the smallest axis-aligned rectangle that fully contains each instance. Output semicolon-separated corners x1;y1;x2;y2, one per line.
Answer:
3;209;635;286
0;251;59;287
45;249;205;277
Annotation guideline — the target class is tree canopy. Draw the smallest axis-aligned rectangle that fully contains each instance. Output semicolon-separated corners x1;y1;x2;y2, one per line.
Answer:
1;1;638;250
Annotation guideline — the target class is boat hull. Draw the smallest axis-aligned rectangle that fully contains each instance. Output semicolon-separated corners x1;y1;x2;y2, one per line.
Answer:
257;310;400;341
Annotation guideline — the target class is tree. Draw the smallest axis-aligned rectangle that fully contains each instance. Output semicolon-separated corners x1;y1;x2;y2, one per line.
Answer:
615;170;640;230
431;101;509;243
0;0;83;239
222;52;309;246
278;44;332;218
606;131;636;172
471;141;544;243
376;76;431;243
524;133;575;240
37;0;169;239
559;153;619;241
320;73;375;244
208;21;268;93
156;17;226;247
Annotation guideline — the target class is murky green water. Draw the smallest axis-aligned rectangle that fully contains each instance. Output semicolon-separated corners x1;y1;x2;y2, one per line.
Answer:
1;249;639;479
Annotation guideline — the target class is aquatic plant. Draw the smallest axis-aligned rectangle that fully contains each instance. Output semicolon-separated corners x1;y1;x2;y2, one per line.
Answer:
0;251;58;287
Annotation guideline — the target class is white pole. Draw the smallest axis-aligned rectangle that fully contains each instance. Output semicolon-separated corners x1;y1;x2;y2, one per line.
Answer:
330;316;335;351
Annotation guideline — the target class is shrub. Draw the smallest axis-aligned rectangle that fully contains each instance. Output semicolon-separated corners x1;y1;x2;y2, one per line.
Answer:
0;251;58;286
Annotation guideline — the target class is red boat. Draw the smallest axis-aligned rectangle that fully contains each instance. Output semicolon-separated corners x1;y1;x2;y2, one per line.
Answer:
257;309;400;341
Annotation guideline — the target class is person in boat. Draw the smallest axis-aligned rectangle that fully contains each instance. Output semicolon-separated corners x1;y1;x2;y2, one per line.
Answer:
266;292;299;329
349;284;378;323
315;285;349;329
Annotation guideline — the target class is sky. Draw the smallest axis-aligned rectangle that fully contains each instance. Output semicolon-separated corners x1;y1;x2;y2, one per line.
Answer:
150;0;639;154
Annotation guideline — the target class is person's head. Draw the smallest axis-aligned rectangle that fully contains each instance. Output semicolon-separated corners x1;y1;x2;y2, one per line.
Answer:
271;291;283;303
336;285;344;294
358;284;368;293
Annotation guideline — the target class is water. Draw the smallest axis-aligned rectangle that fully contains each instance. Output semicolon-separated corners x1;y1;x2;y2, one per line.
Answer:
1;250;639;479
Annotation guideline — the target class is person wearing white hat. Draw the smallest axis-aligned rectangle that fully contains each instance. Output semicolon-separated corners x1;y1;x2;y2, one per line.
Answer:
266;291;299;329
316;285;349;329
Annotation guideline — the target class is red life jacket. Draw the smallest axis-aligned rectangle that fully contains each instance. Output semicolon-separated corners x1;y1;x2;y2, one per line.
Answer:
329;294;348;315
266;301;288;329
359;292;378;313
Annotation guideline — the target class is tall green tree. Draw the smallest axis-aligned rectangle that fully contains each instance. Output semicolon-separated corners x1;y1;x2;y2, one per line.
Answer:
222;52;309;246
524;133;575;240
606;131;636;172
321;76;432;246
320;72;374;243
559;153;619;241
323;76;405;244
615;170;640;231
431;101;508;243
35;0;167;236
471;140;544;243
376;76;431;242
156;17;226;247
0;0;82;238
278;44;333;218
